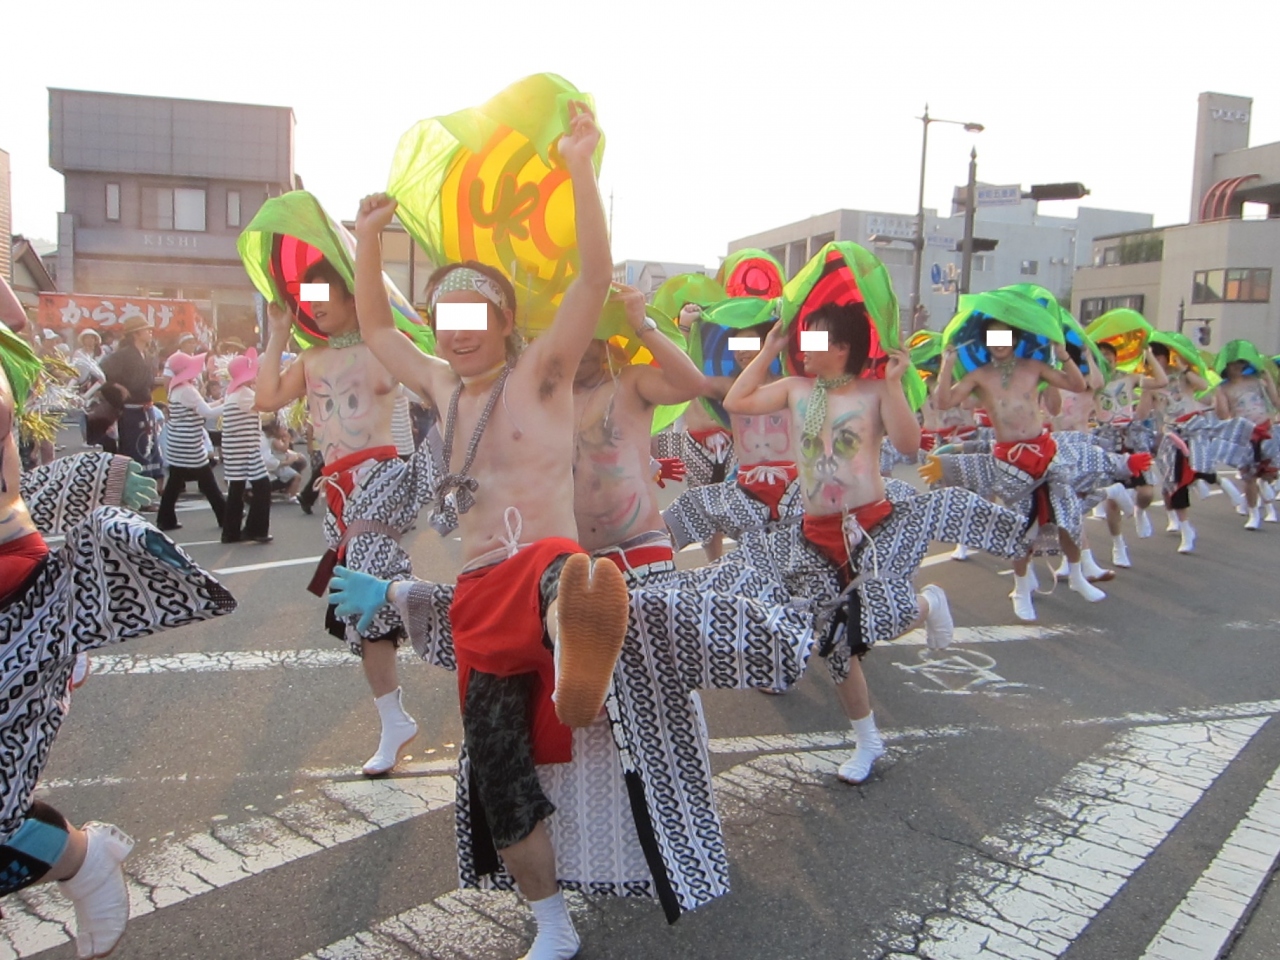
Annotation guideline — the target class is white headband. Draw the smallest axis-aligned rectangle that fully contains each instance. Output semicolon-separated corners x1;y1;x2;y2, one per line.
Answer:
429;267;510;313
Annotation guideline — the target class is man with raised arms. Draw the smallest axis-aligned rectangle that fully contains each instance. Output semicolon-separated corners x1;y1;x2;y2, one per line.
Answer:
348;102;633;960
934;320;1106;621
255;260;430;777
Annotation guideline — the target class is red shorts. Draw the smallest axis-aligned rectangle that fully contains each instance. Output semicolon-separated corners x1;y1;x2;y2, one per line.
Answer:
737;462;798;521
0;532;50;607
801;500;894;575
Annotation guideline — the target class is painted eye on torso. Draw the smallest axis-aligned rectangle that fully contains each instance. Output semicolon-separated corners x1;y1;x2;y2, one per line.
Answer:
800;434;823;461
832;426;860;459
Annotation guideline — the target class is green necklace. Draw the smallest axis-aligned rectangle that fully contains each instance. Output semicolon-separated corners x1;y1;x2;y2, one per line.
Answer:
803;375;854;440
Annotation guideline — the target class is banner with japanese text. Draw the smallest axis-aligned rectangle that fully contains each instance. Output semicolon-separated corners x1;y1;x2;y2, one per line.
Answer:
38;294;206;339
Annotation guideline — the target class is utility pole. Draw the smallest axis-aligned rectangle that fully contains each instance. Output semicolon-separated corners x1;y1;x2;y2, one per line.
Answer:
909;105;931;324
959;147;978;299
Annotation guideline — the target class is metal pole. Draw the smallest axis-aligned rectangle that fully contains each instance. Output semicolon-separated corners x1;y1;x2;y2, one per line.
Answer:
960;147;978;295
407;233;417;308
909;105;930;330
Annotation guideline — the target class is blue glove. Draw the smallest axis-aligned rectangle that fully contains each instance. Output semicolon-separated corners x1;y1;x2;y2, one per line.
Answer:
329;565;391;634
123;461;158;510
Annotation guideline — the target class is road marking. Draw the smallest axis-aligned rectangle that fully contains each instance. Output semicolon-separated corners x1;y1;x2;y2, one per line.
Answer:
294;718;1266;960
0;777;456;958
82;647;421;677
1139;761;1280;960
894;649;1034;696
861;718;1266;959
883;625;1073;647
212;556;324;575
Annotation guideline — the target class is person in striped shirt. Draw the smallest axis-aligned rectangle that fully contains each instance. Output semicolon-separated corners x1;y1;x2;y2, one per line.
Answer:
221;349;273;543
155;352;226;532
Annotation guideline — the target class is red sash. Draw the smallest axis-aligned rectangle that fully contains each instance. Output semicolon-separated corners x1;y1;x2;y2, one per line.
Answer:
993;432;1058;527
688;427;732;460
596;542;675;573
736;461;799;520
451;538;585;766
0;532;50;607
319;445;401;534
801;500;894;573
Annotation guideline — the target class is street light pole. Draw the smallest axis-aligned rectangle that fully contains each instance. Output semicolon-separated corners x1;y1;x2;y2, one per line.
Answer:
960;147;978;297
909;105;931;329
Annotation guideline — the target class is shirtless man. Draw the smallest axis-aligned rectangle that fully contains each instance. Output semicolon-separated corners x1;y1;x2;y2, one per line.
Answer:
1216;352;1280;530
255;260;424;777
725;304;957;786
573;285;705;560
349;102;631;960
1092;342;1168;540
935;320;1098;621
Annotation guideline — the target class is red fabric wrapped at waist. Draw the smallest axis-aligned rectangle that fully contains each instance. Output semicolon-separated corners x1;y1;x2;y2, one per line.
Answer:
595;542;675;574
451;537;585;765
687;427;732;460
736;461;798;521
801;500;893;572
0;532;50;607
993;432;1058;480
319;446;401;534
1251;422;1273;444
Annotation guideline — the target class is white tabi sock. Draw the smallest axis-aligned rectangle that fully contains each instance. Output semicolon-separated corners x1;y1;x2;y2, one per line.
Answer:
1080;549;1108;580
522;891;580;960
1068;562;1106;602
1010;573;1037;622
838;712;885;785
1134;507;1153;538
1112;535;1131;568
1179;521;1197;554
1166;511;1182;533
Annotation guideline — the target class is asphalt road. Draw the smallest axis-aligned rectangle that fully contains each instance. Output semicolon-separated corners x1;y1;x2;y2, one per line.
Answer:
6;448;1280;960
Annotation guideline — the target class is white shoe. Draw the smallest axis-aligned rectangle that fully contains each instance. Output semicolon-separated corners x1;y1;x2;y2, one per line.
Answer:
1112;537;1132;568
1221;476;1247;510
1010;574;1037;622
1266;503;1278;523
1106;483;1136;515
837;740;886;785
1165;512;1181;534
58;822;134;960
363;688;418;776
921;584;954;650
1245;507;1263;531
71;653;91;690
1080;549;1114;582
1135;508;1153;539
1068;564;1106;602
1052;556;1070;581
1179;522;1197;554
950;542;971;561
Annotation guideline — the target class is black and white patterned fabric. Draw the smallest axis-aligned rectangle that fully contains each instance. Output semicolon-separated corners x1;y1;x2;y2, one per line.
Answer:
662;474;805;551
397;545;815;921
680;430;737;489
20;453;131;537
164;385;214;469
1092;420;1158;456
322;443;438;654
650;427;684;462
879;437;925;476
1153;415;1254;486
0;508;236;845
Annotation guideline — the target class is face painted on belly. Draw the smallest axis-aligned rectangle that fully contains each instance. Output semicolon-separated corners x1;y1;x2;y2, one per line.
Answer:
798;406;865;512
735;411;792;464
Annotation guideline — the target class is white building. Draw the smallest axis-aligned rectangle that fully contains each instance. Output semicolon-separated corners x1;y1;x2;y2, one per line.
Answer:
729;197;1151;331
1073;92;1280;353
612;259;711;298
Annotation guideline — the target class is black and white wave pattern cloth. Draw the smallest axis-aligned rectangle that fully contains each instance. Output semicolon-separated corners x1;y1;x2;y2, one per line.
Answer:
1153;415;1254;489
398;551;814;921
1092;420;1158;455
20;453;131;538
680;430;737;489
0;508;236;844
662;473;805;551
711;479;1029;683
322;443;438;654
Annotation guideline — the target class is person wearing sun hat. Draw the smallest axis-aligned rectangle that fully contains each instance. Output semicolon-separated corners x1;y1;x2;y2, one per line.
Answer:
100;314;165;485
155;351;226;531
220;349;273;543
1215;339;1280;529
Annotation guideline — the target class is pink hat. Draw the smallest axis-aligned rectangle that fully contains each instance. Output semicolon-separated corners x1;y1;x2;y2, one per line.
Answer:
227;348;260;395
168;351;207;389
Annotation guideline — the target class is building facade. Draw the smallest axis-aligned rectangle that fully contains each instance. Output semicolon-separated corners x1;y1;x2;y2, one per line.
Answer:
1073;92;1280;354
612;259;711;298
729;199;1151;331
49;89;296;342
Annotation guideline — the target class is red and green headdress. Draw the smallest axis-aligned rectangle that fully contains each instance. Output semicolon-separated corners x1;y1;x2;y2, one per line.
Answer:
1084;308;1152;372
237;191;434;353
650;273;727;323
778;241;925;410
689;296;782;427
716;248;784;300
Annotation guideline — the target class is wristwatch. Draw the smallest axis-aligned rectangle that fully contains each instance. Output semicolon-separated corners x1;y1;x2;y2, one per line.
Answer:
636;316;658;335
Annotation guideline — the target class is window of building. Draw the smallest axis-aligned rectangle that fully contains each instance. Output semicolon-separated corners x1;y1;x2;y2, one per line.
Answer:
1020;260;1039;275
1193;268;1271;303
1080;295;1145;323
972;254;991;272
810;232;835;252
141;186;174;230
174;188;206;231
767;245;786;272
226;190;241;228
105;183;120;222
1100;246;1120;266
788;240;807;278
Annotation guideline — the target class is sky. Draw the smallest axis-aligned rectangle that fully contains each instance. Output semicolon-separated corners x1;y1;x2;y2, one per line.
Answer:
3;0;1278;269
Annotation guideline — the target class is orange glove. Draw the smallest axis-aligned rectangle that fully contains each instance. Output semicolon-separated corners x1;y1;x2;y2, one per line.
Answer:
918;454;944;486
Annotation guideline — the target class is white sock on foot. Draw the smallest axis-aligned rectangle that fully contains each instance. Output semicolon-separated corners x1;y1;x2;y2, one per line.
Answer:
1080;548;1110;580
1010;574;1037;621
1135;507;1153;538
1245;506;1263;530
1068;562;1106;601
838;713;885;785
1179;521;1197;554
522;891;580;960
920;584;953;650
363;687;418;776
950;542;971;561
1165;511;1181;533
1221;476;1247;510
59;822;134;960
1112;536;1131;568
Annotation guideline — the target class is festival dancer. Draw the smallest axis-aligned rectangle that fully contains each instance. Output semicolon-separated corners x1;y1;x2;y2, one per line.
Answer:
220;349;273;543
155;352;226;532
0;303;235;959
1091;341;1167;541
933;319;1115;621
1215;341;1280;530
254;264;433;776
346;102;635;960
725;300;1022;785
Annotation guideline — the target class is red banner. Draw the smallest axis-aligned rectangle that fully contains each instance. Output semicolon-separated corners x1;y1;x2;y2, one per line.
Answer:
38;294;205;338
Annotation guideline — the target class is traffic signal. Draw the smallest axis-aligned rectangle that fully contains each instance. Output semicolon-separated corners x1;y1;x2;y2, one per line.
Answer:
956;238;999;253
1028;183;1090;202
1197;324;1212;347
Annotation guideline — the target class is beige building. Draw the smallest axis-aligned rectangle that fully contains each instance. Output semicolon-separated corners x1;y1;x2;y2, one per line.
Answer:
1073;92;1280;353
